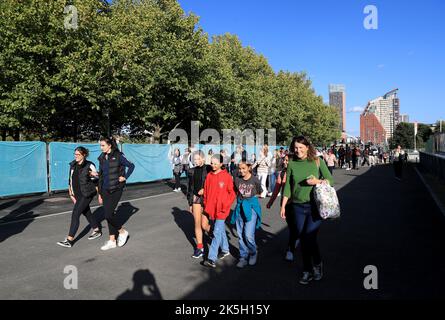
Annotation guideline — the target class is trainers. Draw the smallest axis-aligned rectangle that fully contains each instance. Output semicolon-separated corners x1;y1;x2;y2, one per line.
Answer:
285;251;294;262
218;251;231;260
101;240;117;251
299;271;314;285
88;230;102;240
57;239;73;248
204;260;216;268
248;252;257;266
236;258;248;269
117;230;129;247
191;248;204;259
313;263;323;281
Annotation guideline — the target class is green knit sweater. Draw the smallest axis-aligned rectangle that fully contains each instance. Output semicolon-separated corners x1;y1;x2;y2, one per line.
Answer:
283;158;334;203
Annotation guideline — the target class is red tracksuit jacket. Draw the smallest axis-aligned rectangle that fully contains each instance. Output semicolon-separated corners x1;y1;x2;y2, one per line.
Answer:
203;169;236;220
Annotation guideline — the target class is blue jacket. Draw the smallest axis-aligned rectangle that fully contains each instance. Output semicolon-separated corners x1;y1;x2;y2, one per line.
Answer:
231;196;262;229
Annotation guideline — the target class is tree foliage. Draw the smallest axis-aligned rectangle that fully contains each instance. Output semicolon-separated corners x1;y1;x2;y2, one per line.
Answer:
0;0;339;145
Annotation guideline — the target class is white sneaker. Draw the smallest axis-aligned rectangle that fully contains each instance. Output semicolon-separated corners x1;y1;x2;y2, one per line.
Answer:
285;251;294;261
118;230;129;247
236;258;248;268
101;240;117;251
267;192;273;197
248;252;257;266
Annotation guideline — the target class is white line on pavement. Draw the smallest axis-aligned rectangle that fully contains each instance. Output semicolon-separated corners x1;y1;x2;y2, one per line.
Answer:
0;191;180;226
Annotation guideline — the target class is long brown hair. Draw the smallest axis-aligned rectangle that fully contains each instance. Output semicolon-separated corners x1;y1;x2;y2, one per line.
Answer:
289;135;318;161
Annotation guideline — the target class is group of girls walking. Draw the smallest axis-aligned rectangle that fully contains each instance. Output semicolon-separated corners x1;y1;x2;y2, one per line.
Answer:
186;135;334;285
57;137;135;251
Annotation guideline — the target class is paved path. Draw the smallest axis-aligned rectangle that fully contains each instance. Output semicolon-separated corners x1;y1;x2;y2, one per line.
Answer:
0;164;444;299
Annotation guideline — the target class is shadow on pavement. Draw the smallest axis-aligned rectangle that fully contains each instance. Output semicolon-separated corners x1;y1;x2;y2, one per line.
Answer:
116;269;163;300
178;164;445;299
171;206;241;258
0;199;45;243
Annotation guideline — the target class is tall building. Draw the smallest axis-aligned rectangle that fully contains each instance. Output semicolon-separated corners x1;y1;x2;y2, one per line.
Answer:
360;112;386;145
399;114;410;123
360;88;400;144
329;84;346;133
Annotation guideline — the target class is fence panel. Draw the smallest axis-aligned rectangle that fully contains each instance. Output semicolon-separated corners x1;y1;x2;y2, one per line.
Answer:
0;142;48;197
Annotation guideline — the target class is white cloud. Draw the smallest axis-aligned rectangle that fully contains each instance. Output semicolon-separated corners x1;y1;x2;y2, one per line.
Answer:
348;106;364;113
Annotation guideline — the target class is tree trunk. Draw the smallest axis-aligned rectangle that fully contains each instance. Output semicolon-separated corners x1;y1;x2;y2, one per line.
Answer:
13;129;20;141
1;129;6;141
153;124;162;144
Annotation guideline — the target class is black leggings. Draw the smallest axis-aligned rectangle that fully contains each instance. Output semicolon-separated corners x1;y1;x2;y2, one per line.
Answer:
102;189;123;237
68;195;98;238
394;161;403;179
173;171;181;189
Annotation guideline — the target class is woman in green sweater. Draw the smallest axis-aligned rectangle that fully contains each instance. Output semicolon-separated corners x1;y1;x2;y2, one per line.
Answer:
281;136;334;285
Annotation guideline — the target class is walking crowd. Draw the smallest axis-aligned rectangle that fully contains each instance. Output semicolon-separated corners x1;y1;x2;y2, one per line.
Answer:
167;136;337;285
56;135;405;285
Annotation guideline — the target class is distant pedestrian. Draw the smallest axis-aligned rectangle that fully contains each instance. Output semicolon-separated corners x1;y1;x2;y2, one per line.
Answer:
252;145;271;198
324;149;337;175
170;148;183;192
393;145;405;181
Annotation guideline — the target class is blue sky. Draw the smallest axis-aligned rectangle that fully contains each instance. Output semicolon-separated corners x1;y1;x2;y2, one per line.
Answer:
178;0;444;136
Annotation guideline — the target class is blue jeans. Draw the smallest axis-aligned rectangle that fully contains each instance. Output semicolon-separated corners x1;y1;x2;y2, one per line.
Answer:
236;209;258;259
208;219;229;261
268;172;277;193
292;203;322;272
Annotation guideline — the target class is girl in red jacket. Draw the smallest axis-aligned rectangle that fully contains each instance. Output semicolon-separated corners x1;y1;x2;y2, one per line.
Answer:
203;154;236;268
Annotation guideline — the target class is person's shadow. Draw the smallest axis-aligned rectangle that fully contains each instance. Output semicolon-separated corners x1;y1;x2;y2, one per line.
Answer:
0;199;44;243
171;207;195;249
116;269;163;300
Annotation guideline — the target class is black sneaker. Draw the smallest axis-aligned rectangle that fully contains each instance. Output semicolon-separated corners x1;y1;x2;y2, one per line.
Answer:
191;248;204;259
88;230;102;240
313;263;323;281
299;271;314;285
57;239;73;248
204;260;216;268
217;251;230;260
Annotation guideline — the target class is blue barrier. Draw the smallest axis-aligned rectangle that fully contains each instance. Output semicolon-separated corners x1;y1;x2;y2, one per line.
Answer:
49;142;102;192
0;141;48;197
1;141;290;197
122;144;188;184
